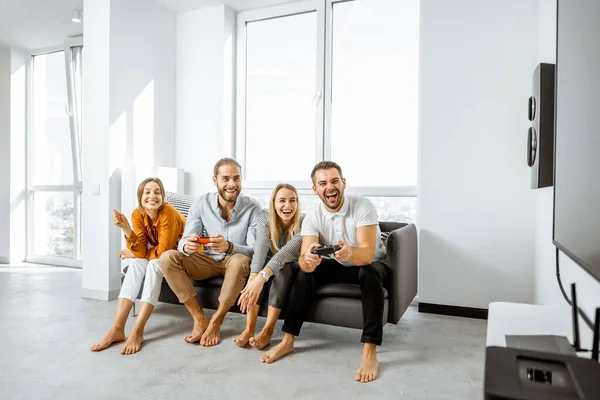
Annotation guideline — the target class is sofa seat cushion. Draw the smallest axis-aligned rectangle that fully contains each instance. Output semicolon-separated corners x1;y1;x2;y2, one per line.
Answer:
316;283;388;299
190;276;224;287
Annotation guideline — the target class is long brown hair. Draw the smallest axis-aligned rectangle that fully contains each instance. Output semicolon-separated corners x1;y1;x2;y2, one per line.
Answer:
269;183;301;253
136;177;166;214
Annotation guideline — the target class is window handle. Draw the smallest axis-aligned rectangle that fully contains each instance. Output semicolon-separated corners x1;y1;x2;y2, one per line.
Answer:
311;91;322;106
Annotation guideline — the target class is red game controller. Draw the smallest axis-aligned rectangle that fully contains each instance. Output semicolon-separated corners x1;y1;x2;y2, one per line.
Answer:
194;236;211;244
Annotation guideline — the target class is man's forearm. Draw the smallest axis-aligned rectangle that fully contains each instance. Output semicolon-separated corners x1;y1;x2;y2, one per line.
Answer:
231;243;253;258
348;246;375;266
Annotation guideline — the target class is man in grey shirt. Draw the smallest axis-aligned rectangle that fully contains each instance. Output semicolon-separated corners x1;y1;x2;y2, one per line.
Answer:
159;158;261;347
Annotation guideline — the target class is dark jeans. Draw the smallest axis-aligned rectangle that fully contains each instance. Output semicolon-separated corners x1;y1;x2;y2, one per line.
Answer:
282;259;389;345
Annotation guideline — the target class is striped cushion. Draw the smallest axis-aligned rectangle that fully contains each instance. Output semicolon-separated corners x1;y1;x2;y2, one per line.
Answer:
380;231;390;247
165;191;195;218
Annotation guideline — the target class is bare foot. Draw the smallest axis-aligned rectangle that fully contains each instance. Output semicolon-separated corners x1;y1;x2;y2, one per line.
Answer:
355;345;379;383
249;327;273;350
121;333;144;355
200;321;222;347
260;338;293;363
90;329;125;352
185;315;209;343
232;328;253;347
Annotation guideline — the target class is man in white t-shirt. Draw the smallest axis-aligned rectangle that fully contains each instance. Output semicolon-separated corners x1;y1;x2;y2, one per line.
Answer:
260;161;389;383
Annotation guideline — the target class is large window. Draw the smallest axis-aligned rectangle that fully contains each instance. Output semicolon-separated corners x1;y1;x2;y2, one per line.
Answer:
28;41;83;266
237;0;420;197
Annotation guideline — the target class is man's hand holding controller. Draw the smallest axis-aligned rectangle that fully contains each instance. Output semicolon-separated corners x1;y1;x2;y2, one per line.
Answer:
184;234;205;254
304;242;324;272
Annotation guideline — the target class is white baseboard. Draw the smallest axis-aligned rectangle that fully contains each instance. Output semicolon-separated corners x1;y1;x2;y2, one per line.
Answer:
81;288;120;301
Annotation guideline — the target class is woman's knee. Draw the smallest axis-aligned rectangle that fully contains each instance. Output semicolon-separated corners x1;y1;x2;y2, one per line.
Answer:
146;259;164;276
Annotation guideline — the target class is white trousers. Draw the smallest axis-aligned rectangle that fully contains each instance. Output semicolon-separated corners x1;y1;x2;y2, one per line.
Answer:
119;258;163;306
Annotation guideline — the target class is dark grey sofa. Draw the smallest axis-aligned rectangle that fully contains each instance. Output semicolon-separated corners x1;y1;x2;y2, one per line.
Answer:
132;192;418;329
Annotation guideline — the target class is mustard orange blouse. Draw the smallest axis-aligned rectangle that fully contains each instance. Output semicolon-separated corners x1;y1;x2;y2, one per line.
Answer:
126;203;186;261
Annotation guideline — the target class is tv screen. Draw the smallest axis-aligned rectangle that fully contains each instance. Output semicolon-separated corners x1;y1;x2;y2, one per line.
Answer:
553;0;600;283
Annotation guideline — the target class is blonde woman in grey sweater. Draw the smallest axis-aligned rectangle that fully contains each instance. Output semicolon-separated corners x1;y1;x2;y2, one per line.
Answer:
233;183;303;349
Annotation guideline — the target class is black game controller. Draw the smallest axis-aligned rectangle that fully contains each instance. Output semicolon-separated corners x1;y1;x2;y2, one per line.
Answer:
311;245;342;257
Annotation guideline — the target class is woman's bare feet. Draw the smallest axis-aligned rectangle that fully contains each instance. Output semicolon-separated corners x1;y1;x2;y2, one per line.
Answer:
121;333;144;355
90;329;125;352
249;327;273;350
260;335;294;363
185;314;209;343
232;328;253;347
355;343;379;383
200;320;222;347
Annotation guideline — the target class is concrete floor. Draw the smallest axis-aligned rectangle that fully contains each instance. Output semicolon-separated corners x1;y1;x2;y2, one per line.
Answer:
0;265;487;400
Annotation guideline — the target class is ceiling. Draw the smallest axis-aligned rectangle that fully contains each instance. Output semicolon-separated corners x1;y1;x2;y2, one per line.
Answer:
0;0;297;51
152;0;300;13
0;0;83;51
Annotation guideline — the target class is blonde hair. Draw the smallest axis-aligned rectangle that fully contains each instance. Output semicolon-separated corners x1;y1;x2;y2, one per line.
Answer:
136;177;166;214
269;183;301;253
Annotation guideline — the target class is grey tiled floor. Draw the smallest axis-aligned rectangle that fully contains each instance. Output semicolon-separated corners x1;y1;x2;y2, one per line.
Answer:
0;265;487;399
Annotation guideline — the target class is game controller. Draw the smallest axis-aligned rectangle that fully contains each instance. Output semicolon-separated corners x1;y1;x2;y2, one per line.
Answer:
194;236;211;244
311;244;342;257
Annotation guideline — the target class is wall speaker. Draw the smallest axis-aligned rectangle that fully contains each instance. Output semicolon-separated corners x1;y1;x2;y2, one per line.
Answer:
528;63;555;189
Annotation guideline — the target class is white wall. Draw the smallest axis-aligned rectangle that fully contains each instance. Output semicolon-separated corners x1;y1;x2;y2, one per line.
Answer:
176;5;235;196
10;50;27;263
418;0;538;308
81;0;115;299
81;0;176;300
0;45;10;263
109;0;176;170
533;0;600;347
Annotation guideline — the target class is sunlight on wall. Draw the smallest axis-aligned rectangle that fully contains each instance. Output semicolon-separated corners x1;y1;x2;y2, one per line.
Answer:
133;80;155;167
109;111;127;172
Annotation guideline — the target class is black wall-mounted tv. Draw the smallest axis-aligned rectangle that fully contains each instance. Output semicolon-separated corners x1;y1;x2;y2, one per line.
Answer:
553;0;600;283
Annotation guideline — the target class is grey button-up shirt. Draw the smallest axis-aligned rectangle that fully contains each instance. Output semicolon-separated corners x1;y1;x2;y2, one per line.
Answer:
178;192;262;261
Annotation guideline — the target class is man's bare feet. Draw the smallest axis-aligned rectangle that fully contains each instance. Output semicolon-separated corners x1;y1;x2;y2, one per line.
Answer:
121;333;144;355
249;327;273;350
232;328;253;347
200;320;222;347
185;314;209;343
260;335;294;363
90;329;125;352
355;344;379;383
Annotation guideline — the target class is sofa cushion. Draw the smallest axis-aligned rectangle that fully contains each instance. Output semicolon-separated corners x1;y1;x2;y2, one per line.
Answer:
165;191;195;218
190;276;224;287
316;283;388;299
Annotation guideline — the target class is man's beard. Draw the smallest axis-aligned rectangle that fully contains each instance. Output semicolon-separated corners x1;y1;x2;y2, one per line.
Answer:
219;187;239;203
320;189;343;211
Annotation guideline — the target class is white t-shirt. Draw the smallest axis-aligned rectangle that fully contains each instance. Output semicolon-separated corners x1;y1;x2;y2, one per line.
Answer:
301;194;386;266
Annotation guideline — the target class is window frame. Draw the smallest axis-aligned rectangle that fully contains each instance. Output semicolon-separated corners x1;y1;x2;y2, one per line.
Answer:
25;38;83;268
235;0;418;197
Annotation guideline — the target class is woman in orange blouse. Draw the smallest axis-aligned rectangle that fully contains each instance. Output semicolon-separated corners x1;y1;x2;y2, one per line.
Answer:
91;177;185;355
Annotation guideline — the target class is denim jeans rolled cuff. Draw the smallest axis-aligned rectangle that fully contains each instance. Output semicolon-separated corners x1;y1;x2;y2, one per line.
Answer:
281;322;302;337
139;259;163;306
360;334;383;346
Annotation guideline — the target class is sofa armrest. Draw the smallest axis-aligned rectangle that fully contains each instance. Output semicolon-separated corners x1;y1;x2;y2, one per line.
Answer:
385;223;418;324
